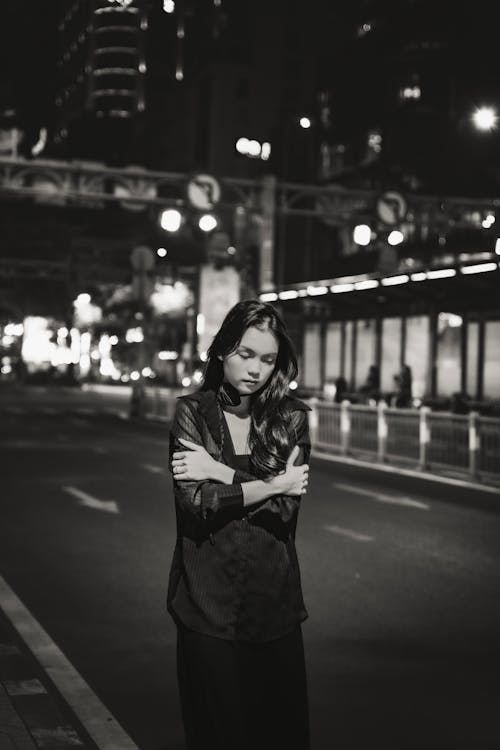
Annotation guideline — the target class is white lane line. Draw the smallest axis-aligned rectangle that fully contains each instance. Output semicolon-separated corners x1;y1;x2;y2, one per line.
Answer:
142;463;165;475
0;576;140;750
324;524;374;542
63;486;119;514
333;481;430;510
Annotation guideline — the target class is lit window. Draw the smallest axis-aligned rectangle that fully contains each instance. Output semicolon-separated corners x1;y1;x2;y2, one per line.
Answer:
368;131;382;153
400;85;421;101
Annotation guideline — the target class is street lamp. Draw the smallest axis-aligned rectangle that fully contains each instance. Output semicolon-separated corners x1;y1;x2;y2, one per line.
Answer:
353;224;372;246
388;230;405;246
472;106;498;131
160;208;182;232
198;214;218;232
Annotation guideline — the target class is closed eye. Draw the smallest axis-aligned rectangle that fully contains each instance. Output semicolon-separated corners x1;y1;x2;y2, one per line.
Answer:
239;352;275;364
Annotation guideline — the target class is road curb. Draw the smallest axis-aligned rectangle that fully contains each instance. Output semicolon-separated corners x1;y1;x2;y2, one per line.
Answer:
0;577;140;750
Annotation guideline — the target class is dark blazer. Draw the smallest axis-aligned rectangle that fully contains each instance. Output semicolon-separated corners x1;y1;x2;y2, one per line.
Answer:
167;388;312;642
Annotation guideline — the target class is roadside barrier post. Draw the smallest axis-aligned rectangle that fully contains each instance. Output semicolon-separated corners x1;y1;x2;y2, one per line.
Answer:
419;406;430;470
377;400;387;462
468;411;480;480
340;400;351;455
308;397;319;449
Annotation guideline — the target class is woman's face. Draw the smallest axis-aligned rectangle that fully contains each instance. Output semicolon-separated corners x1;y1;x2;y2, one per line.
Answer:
219;325;279;394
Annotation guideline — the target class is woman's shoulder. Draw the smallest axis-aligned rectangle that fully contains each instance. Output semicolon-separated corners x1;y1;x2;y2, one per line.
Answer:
284;394;312;412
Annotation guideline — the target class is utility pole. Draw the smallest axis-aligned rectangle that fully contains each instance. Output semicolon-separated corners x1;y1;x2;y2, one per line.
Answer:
130;244;155;418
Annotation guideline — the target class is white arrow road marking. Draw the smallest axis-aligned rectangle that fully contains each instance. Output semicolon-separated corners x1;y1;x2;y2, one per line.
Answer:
324;525;374;542
0;576;140;750
333;482;430;510
63;486;119;514
142;463;165;474
4;678;47;696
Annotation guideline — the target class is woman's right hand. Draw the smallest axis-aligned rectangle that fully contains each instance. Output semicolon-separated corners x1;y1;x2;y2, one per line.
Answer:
269;445;309;496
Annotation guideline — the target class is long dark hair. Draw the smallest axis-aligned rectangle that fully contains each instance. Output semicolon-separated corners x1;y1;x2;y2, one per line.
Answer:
199;299;301;479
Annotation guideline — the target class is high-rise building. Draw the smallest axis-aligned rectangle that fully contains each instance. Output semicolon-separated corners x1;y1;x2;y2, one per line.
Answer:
316;0;500;195
52;0;151;162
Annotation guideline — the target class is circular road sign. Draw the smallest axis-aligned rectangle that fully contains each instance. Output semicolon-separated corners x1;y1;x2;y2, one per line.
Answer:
376;190;408;226
186;173;221;211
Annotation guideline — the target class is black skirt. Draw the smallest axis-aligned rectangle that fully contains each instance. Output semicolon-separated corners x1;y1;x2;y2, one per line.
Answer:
176;623;310;750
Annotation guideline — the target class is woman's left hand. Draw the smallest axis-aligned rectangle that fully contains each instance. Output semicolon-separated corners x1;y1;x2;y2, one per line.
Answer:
171;438;218;481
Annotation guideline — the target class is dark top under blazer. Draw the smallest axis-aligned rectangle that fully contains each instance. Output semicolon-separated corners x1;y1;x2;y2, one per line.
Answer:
166;388;312;642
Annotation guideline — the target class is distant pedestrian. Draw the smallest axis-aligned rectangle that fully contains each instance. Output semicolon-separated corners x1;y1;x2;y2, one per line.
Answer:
359;364;380;402
395;364;413;407
167;299;311;750
334;375;348;403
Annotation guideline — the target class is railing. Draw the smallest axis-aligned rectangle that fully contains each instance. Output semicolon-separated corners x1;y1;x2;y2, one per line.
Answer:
143;387;500;485
307;398;500;485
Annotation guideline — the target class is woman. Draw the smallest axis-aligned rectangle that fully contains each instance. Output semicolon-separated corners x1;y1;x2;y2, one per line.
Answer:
167;299;311;750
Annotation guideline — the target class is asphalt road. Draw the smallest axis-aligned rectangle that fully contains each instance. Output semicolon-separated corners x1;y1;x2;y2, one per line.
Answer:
1;385;499;750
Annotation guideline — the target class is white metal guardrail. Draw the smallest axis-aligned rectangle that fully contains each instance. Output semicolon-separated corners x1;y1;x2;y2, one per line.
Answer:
307;398;500;484
143;387;500;485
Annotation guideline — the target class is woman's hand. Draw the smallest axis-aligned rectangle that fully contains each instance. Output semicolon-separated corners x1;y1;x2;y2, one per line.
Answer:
171;438;219;481
269;445;309;497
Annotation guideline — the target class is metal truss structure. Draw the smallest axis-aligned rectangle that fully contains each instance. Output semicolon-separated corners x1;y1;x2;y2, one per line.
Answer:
1;156;499;292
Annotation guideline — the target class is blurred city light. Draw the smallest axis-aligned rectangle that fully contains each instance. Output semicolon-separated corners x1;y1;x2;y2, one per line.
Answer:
353;224;371;246
73;293;91;307
299;117;311;129
193;369;203;383
125;327;144;343
151;281;191;314
410;272;427;281
496;238;500;255
227;245;236;255
198;214;218;232
278;290;299;300
439;312;463;328
426;268;456;279
367;131;382;153
236;137;271;160
157;247;167;257
142;366;153;377
307;285;328;295
4;323;24;337
182;376;191;387
472;106;498;131
460;261;498;275
109;335;119;345
401;86;421;100
130;371;140;381
199;351;208;362
354;279;379;290
261;142;271;160
289;380;298;390
158;350;178;360
482;213;495;228
160;208;182;232
163;0;175;12
259;292;278;302
331;283;355;293
381;274;410;286
196;313;205;335
388;230;405;246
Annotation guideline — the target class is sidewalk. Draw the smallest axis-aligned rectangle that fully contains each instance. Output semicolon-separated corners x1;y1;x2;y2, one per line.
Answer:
0;607;95;750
